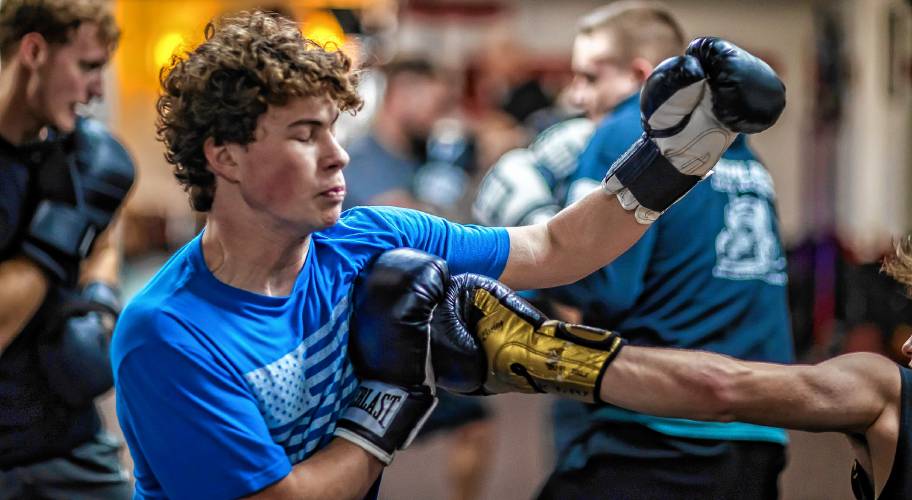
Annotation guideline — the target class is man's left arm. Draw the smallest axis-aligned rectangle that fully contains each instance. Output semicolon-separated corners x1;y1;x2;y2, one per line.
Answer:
78;214;122;287
500;38;785;291
0;199;123;355
500;192;646;290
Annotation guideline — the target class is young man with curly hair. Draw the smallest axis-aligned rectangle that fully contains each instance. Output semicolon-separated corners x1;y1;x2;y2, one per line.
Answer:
111;9;785;499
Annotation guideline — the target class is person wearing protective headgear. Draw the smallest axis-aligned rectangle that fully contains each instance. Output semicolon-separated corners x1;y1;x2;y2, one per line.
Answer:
474;2;794;498
0;1;133;499
112;8;783;499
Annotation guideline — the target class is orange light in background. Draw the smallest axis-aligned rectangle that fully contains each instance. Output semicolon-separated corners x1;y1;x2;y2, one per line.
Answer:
114;1;214;94
152;32;186;76
301;9;346;49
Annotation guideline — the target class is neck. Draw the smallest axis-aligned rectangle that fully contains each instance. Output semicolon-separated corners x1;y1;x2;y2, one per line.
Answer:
202;196;311;297
0;64;44;144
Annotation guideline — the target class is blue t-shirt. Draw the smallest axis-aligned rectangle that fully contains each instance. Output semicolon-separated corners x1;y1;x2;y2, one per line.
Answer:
550;93;795;469
112;207;509;500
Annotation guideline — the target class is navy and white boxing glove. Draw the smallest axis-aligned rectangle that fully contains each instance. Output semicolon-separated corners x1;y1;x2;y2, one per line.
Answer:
473;118;595;227
22;118;135;285
38;281;121;408
335;248;447;464
603;37;785;224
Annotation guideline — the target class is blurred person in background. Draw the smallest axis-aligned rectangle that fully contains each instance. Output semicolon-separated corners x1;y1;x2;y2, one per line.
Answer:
342;57;450;211
333;0;401;148
0;0;134;498
475;2;795;499
344;55;495;500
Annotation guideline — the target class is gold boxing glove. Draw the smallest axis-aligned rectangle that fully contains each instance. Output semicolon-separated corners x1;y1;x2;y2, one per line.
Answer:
430;273;625;403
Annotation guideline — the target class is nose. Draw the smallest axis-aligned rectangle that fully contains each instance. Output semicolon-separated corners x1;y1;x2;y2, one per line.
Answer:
567;78;587;111
323;133;349;171
903;336;912;359
88;74;104;102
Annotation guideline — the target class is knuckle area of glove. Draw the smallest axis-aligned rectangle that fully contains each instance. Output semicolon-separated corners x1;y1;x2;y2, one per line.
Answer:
491;342;603;382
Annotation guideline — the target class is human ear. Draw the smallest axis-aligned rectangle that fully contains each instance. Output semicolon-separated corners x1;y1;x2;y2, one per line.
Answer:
19;32;49;70
203;137;241;183
630;57;656;85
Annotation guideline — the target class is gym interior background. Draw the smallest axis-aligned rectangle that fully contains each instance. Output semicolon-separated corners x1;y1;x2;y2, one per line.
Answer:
84;0;911;498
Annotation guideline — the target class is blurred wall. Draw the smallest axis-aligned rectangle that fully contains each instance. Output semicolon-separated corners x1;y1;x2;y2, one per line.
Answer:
837;0;911;254
398;0;912;249
397;0;815;243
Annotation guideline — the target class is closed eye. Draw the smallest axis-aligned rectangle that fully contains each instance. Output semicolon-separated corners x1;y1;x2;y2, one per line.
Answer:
79;60;106;72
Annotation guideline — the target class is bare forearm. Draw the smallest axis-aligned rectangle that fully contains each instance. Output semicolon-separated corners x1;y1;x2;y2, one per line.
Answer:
246;439;383;500
0;256;49;353
599;346;893;433
80;218;122;287
501;189;646;290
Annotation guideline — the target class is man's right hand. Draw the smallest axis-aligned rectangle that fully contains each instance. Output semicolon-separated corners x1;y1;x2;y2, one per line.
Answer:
335;248;447;465
21;118;134;286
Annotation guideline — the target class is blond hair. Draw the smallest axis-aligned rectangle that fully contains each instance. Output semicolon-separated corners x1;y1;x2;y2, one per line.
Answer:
884;234;912;293
0;0;119;60
577;1;685;65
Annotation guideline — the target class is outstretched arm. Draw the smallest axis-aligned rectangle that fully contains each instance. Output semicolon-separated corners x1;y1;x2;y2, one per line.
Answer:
500;192;645;290
499;38;784;291
600;346;903;495
600;347;900;435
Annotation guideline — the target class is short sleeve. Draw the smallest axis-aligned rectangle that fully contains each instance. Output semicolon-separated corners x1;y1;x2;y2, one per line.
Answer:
114;314;291;500
374;207;511;278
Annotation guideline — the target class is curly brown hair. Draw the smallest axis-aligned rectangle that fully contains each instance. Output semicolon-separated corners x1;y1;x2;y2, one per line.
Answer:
0;0;120;60
884;234;912;293
156;10;363;212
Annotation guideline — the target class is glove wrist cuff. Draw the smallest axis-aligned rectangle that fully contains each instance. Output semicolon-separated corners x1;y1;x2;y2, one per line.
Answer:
334;428;394;465
333;380;437;466
602;135;701;217
592;337;626;405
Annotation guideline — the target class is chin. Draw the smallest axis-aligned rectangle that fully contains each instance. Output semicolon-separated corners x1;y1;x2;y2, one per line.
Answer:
317;209;342;229
53;112;77;133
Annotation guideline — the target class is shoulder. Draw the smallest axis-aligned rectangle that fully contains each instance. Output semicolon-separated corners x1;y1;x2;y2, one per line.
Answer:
328;206;438;236
111;243;204;359
721;135;758;162
112;300;190;367
313;206;433;269
830;353;902;397
593;106;642;144
328;206;402;235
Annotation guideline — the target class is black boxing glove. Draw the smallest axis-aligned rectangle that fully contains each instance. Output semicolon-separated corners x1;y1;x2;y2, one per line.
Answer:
601;37;785;224
335;248;447;464
21;118;135;285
